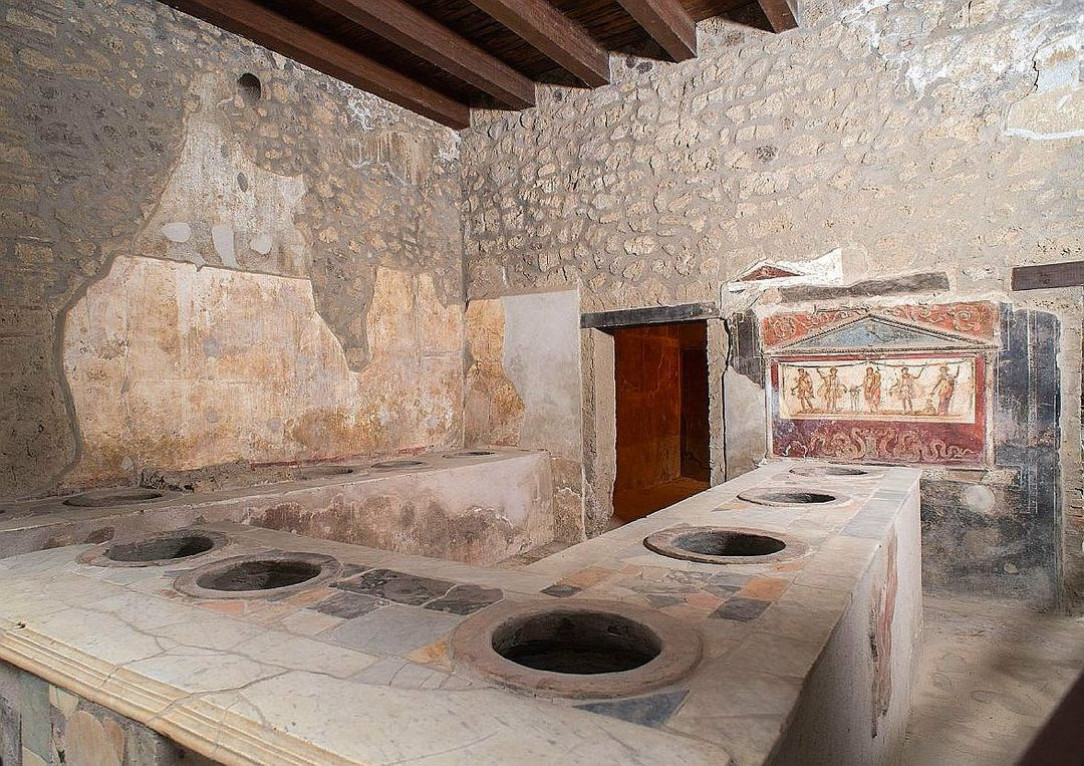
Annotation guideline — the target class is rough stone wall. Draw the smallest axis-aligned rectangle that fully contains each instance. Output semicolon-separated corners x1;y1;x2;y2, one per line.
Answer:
460;0;1084;604
463;0;1082;309
0;0;464;498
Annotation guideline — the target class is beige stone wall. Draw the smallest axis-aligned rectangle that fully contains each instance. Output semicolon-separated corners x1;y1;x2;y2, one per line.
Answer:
0;0;464;498
460;0;1084;601
463;1;1082;310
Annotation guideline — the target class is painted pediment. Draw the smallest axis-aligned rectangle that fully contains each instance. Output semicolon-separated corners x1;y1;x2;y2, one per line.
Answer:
771;314;993;354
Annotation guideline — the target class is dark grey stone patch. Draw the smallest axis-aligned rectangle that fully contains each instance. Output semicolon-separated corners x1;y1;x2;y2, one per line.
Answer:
704;583;743;598
581;302;718;329
334;569;455;606
424;584;503;615
779;272;949;302
645;594;683;608
340;563;370;578
541;583;581;598
576;690;689;728
312;590;385;619
711;597;770;622
709;571;752;589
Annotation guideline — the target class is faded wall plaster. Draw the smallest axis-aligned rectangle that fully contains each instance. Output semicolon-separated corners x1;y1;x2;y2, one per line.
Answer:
465;290;586;541
0;0;463;498
63;257;462;484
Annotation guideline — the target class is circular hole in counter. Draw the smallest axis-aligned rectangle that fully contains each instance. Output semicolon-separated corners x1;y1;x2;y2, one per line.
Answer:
789;465;871;477
296;465;356;479
64;488;166;508
173;552;340;599
371;459;426;470
450;599;702;699
643;526;807;565
79;529;229;568
494;610;661;674
737;490;843;506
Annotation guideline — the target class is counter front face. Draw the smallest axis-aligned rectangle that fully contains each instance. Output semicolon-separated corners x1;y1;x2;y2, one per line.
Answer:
0;461;921;766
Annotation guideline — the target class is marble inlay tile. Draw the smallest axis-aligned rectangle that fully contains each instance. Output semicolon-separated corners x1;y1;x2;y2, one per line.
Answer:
575;690;689;728
541;583;581;598
333;569;455;606
711;598;771;622
355;658;450;690
737;577;790;602
280;608;344;637
727;633;823;678
313;591;386;619
423;584;503;615
20;672;51;760
329;603;464;655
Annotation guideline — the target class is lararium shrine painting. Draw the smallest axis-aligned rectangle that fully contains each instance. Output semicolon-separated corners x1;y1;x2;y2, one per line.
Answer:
764;306;997;466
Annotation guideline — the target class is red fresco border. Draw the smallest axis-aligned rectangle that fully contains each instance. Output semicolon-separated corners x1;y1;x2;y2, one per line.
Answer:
761;302;998;348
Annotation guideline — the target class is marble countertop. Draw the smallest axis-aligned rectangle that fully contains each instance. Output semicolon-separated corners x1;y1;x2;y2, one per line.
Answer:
0;461;920;765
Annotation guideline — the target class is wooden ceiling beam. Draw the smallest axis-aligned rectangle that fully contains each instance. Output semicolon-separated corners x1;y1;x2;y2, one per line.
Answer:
616;0;697;61
755;0;798;32
163;0;471;128
312;0;535;109
465;0;610;87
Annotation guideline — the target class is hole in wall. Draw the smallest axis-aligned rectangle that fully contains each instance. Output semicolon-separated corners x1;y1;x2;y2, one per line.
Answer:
237;72;262;105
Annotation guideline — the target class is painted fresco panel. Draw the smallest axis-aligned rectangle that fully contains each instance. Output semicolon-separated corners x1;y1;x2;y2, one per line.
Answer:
770;353;988;465
777;355;977;423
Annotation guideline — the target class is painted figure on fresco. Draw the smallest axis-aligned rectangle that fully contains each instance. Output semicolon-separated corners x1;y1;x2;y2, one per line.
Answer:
889;367;922;414
932;365;960;416
816;367;846;413
847;385;861;411
791;368;815;412
863;366;882;413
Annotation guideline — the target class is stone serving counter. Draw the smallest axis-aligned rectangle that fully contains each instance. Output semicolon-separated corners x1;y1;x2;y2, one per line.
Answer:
0;449;553;566
0;461;920;766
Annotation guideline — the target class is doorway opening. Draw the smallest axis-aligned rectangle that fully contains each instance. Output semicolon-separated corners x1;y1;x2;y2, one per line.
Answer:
612;321;710;523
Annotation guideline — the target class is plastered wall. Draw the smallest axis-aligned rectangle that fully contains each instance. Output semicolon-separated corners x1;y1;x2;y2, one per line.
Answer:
0;0;465;497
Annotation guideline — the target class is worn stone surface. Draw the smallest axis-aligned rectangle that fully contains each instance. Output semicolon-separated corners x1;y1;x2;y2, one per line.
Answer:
0;0;462;499
464;290;586;541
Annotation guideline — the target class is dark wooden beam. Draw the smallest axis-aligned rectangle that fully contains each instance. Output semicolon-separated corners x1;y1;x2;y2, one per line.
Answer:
164;0;471;128
312;0;535;109
465;0;610;87
616;0;697;61
581;302;718;329
756;0;798;32
1012;261;1084;291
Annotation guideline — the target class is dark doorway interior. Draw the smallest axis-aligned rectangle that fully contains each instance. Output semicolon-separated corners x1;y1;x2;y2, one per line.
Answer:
612;321;710;523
